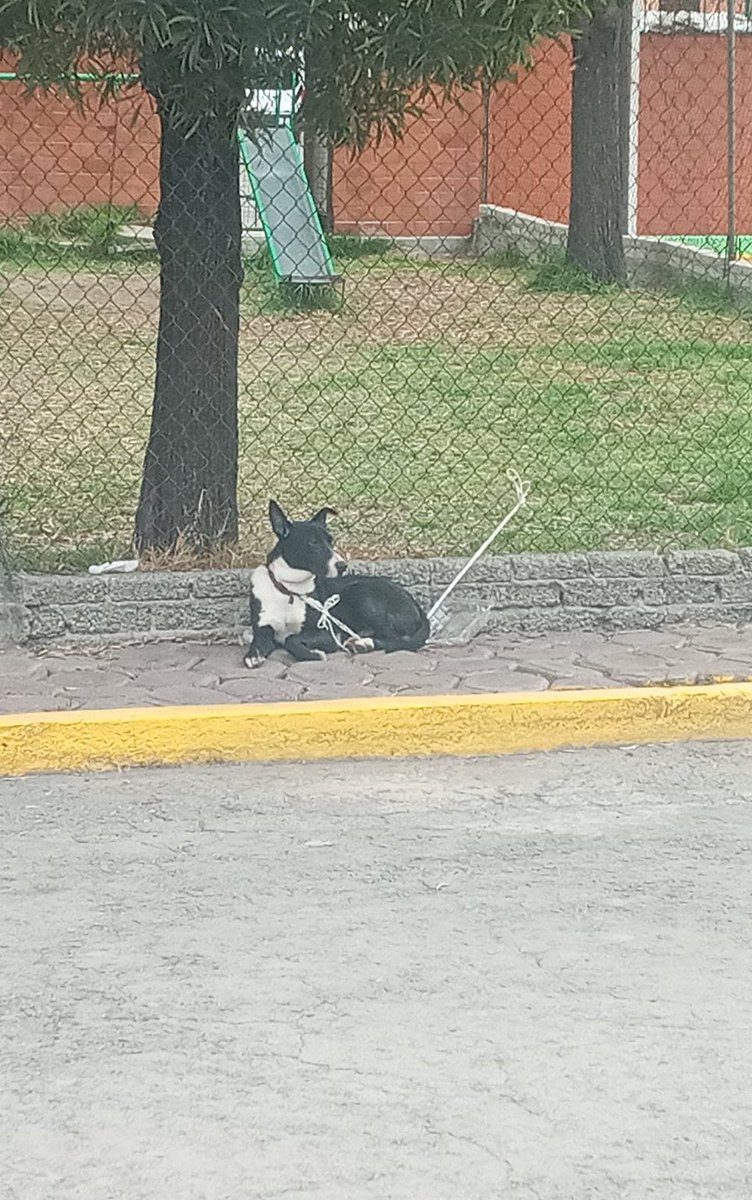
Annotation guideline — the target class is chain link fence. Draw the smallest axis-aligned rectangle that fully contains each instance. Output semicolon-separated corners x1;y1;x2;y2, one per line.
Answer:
1;10;751;572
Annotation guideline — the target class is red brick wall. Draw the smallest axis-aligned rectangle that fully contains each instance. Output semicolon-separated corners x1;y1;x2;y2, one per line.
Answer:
638;32;752;234
0;55;159;220
487;39;572;225
332;89;484;237
487;32;752;237
2;39;751;237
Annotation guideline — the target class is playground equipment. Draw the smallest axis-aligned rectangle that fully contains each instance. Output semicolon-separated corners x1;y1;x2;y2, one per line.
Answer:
238;123;338;288
0;71;339;291
238;86;339;290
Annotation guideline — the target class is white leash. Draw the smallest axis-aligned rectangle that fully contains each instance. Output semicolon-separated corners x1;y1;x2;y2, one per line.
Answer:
273;467;529;651
427;469;530;622
303;593;359;651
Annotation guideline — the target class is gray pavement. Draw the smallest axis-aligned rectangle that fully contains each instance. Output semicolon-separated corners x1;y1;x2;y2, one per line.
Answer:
2;744;752;1199
4;622;752;713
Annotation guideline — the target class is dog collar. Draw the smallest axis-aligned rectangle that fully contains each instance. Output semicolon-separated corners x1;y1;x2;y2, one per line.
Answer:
267;564;309;605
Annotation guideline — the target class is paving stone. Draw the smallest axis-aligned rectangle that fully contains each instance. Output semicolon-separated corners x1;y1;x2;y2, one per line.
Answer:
44;667;126;693
461;668;549;693
4;625;752;713
513;656;601;682
683;627;752;655
301;680;390;700
0;651;49;679
577;648;683;683
526;631;612;657
434;642;496;662
603;650;722;685
367;672;462;700
0;692;82;713
100;644;205;671
372;650;439;673
219;660;290;681
637;649;725;679
48;691;138;711
150;686;242;707
548;670;614;690
200;645;264;678
691;661;752;682
609;628;691;653
216;678;304;702
605;665;675;686
116;667;209;692
433;653;518;677
285;657;377;687
386;678;464;695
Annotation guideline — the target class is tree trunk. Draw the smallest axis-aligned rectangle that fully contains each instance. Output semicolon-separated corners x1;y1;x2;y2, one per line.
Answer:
135;65;243;553
302;38;334;235
304;129;334;234
566;3;628;283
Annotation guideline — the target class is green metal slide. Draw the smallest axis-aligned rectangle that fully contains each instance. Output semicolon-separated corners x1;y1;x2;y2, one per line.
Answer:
237;125;338;286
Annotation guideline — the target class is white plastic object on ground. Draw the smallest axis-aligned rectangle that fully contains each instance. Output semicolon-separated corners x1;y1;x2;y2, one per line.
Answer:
88;559;139;575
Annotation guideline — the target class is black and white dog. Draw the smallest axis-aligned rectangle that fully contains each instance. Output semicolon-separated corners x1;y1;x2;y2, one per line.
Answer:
244;501;430;668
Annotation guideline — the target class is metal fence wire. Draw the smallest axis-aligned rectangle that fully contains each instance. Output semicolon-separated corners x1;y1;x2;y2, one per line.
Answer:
1;6;751;573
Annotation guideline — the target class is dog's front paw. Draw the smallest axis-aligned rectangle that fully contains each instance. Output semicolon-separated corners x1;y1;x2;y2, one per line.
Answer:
244;653;265;670
344;635;375;655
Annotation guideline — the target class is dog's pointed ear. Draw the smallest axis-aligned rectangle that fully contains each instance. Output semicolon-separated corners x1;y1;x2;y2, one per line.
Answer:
269;500;290;539
310;506;338;526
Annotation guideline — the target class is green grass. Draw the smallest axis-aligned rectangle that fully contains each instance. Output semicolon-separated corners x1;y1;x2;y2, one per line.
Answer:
3;250;752;570
528;257;624;295
328;234;391;259
0;203;156;270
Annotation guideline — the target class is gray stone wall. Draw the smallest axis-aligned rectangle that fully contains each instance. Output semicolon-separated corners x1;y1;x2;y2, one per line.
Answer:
7;548;752;646
0;569;24;647
472;205;752;299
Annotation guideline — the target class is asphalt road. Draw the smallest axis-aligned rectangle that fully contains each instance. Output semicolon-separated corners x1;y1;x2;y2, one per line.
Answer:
2;744;752;1200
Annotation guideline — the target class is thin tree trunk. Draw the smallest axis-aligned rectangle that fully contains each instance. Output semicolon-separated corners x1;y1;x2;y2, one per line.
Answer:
302;39;334;234
304;129;334;234
135;64;243;553
566;3;628;283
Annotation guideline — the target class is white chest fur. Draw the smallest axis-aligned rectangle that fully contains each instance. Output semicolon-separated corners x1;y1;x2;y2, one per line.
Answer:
251;564;308;640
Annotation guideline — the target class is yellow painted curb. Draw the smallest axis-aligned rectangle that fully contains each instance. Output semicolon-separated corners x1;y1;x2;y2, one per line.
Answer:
1;681;752;776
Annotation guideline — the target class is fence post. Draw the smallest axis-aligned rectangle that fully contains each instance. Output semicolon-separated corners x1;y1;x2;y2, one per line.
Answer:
725;0;737;278
619;0;641;237
627;0;641;237
480;76;491;206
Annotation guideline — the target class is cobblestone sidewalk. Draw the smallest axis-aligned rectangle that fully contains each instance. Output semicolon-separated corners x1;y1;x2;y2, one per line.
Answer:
3;623;752;714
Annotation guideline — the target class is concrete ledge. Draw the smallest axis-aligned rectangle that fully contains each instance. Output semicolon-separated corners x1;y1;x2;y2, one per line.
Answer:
0;569;24;648
2;681;752;776
10;547;752;646
472;205;752;299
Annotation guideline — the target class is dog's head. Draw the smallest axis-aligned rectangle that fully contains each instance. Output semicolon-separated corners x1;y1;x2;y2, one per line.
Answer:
267;500;347;583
